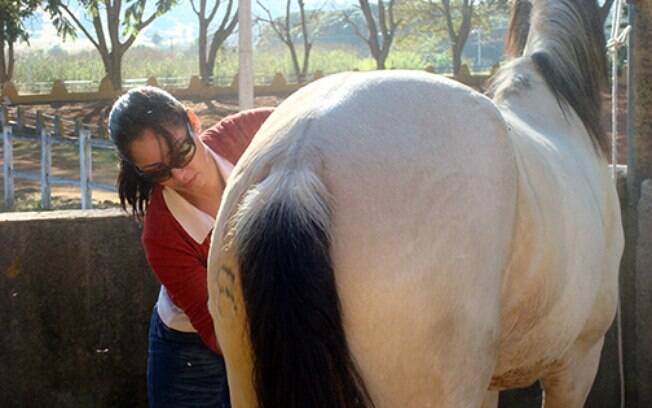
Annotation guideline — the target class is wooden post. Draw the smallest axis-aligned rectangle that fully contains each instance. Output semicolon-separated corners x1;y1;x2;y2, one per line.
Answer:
40;127;51;209
97;123;107;140
15;106;24;132
54;115;63;138
0;105;8;130
3;125;14;210
622;2;652;407
79;128;92;209
36;111;43;135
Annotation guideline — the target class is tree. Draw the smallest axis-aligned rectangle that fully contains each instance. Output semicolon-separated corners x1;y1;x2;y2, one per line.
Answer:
191;0;238;84
257;0;320;83
0;0;40;84
344;0;400;70
45;0;176;90
400;0;507;76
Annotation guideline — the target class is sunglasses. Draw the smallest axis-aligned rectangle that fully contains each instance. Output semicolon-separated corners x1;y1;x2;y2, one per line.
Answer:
134;121;197;183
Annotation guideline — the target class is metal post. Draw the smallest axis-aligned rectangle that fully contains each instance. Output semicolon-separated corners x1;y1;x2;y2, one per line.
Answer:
239;0;254;109
3;125;14;210
40;128;51;209
79;129;92;209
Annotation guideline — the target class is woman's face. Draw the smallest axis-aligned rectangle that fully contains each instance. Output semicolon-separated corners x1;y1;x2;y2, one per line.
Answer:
129;122;213;194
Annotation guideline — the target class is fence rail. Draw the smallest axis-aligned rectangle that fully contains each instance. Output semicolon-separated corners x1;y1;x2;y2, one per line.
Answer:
1;65;496;211
1;110;117;211
2;65;495;106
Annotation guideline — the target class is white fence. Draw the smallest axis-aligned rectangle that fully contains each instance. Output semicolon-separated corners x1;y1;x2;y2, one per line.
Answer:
1;110;116;211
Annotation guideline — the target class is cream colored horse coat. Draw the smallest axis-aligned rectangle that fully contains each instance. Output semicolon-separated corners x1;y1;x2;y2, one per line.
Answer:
207;68;624;407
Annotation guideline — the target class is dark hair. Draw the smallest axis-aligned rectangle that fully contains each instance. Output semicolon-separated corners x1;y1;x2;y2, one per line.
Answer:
504;0;532;58
108;86;188;219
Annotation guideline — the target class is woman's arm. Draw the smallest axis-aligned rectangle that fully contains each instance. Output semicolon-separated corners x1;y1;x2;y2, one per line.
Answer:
143;222;219;354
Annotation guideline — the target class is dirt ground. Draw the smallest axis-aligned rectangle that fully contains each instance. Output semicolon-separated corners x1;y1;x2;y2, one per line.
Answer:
0;96;282;211
0;89;628;212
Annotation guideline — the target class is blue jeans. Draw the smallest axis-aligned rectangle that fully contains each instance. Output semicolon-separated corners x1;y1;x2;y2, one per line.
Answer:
147;307;231;408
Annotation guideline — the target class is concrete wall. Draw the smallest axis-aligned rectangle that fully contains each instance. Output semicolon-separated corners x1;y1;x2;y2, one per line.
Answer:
0;209;158;408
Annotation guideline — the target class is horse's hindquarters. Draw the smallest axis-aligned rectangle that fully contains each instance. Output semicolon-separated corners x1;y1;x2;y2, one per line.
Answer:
209;71;520;408
309;73;519;406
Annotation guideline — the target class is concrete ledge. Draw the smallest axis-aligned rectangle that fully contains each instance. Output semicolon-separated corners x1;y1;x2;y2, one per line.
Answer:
0;209;158;407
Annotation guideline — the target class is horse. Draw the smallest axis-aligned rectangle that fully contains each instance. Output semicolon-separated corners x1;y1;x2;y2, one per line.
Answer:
206;1;624;406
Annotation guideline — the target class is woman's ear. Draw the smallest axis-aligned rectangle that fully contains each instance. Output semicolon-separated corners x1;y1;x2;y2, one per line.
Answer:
187;110;202;135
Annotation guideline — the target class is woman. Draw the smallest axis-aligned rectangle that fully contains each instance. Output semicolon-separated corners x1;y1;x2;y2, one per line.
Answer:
108;86;273;408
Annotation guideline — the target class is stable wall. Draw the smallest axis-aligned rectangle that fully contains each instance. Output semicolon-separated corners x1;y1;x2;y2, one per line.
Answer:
0;209;158;407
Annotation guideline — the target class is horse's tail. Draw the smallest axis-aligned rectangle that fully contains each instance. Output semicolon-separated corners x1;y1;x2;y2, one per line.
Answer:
526;0;608;152
231;167;374;408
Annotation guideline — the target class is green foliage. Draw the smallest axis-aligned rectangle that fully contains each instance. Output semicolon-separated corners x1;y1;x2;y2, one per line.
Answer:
42;1;77;41
45;0;177;45
0;0;41;45
396;0;509;50
13;46;444;86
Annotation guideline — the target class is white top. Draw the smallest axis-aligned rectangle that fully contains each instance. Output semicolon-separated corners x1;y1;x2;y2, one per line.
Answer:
156;147;235;332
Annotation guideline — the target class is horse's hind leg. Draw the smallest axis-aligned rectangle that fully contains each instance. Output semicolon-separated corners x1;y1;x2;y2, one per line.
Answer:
540;338;604;408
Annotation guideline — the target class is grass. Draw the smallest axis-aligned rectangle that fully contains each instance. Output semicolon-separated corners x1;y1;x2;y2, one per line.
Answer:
13;46;440;91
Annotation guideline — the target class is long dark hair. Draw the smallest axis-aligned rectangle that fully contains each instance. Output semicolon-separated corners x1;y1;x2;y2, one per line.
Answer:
108;86;188;218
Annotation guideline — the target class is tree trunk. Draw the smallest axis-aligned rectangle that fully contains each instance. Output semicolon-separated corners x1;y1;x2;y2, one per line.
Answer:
452;44;463;76
107;51;123;91
199;19;209;83
301;43;311;82
7;40;13;81
369;39;384;69
207;30;230;83
287;40;302;83
0;14;6;84
376;54;386;70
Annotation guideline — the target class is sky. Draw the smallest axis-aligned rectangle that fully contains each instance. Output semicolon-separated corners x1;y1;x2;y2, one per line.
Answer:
19;0;358;53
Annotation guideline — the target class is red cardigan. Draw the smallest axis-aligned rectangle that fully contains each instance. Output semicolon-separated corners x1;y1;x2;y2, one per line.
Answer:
142;107;273;353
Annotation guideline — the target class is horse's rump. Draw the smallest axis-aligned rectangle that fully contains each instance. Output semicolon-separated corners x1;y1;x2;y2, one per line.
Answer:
209;70;519;406
208;1;625;406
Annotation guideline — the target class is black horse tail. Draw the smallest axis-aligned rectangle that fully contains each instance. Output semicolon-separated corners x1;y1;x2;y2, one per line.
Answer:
231;168;374;408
